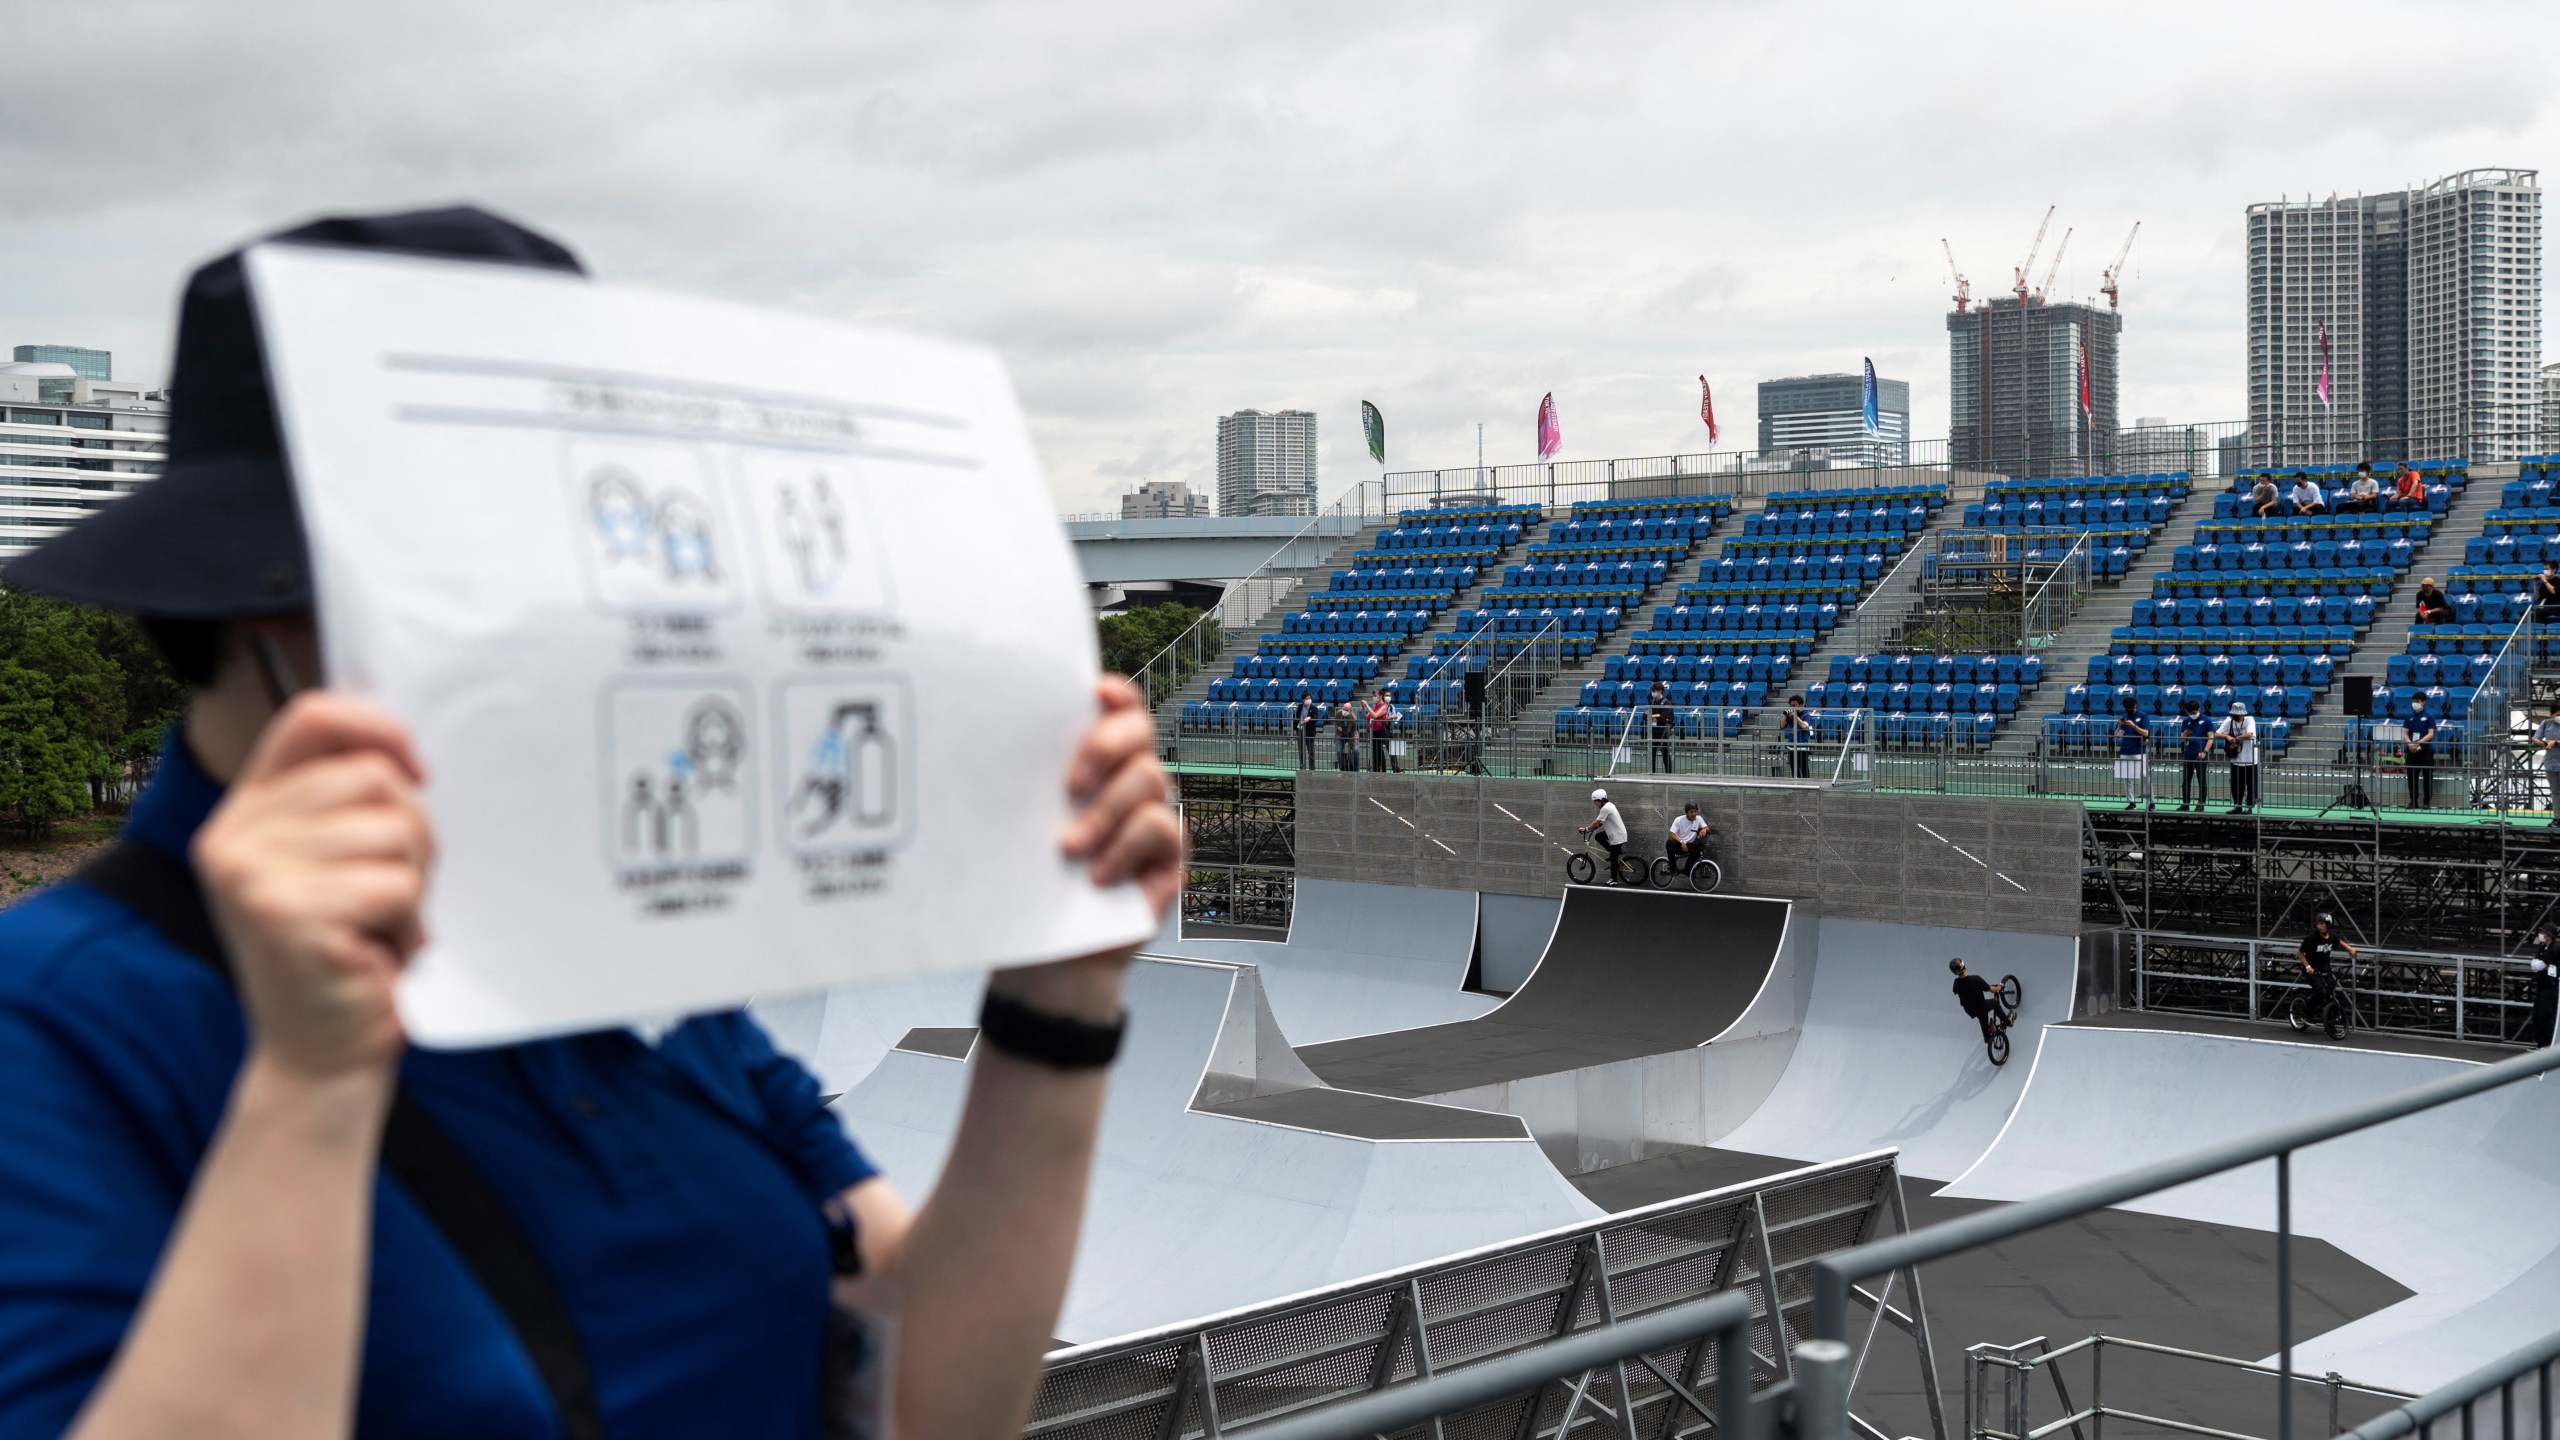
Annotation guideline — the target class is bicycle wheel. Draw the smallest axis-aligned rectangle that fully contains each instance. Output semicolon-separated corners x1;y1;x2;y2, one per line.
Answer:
2286;993;2310;1032
2323;1002;2348;1043
1566;853;1596;885
1649;857;1676;890
1612;853;1649;887
1688;858;1723;893
1999;974;2022;1011
1987;1029;2010;1066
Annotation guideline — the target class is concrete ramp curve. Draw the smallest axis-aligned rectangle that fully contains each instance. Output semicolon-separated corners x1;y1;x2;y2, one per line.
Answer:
836;955;1601;1344
1711;918;2079;1181
1940;1024;2560;1391
1143;879;1498;1043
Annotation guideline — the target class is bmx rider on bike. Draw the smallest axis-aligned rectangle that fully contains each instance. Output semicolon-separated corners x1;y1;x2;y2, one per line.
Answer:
2297;913;2356;1017
1666;802;1711;873
1580;788;1629;885
1950;958;2008;1045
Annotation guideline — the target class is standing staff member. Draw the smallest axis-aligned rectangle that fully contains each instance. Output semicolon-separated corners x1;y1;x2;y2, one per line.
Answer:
1293;689;1322;769
2402;693;2439;810
1364;689;1397;773
2528;927;2560;1048
2215;701;2261;814
1648;679;1675;773
2535;702;2560;824
2176;698;2214;812
1781;694;1815;779
1333;698;1361;771
0;209;1185;1440
2114;698;2152;808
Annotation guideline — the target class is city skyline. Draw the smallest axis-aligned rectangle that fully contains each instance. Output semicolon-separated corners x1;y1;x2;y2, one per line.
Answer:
1;3;2554;509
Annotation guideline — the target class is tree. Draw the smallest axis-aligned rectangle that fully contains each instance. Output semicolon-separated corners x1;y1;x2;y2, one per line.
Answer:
0;587;185;824
1096;602;1212;704
0;661;97;840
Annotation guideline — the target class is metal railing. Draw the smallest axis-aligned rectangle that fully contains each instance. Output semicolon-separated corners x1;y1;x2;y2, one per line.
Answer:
1889;532;2092;656
2346;1324;2560;1440
1808;1044;2560;1440
2131;932;2541;1048
1030;1150;1935;1440
1965;1333;2414;1440
1128;486;1387;711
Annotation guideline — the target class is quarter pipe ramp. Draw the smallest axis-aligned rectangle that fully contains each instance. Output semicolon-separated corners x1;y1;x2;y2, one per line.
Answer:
1142;879;1497;1042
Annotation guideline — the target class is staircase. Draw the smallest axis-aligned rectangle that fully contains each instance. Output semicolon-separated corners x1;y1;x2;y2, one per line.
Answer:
1146;520;1387;729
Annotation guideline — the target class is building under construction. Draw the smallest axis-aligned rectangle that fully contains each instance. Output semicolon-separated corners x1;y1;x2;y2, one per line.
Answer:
1948;294;2122;477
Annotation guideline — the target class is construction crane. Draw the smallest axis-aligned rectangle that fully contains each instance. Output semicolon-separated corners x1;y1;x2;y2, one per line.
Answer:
1941;237;1971;311
2100;221;2143;310
2034;227;2073;304
2013;204;2056;303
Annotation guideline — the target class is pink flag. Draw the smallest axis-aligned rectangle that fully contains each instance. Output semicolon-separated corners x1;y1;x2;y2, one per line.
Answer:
1698;376;1719;444
2077;337;2092;418
1537;392;1561;460
2316;320;2333;408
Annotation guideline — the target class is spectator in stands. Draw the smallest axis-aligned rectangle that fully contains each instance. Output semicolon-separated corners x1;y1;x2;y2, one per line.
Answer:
2215;701;2261;813
2536;703;2560;823
2535;561;2560;624
2414;577;2453;625
1782;694;1814;779
2528;927;2560;1047
2296;914;2355;1018
2175;699;2214;811
1293;690;1322;769
1364;689;1397;773
2391;462;2426;507
1332;698;1361;771
1665;802;1711;874
2249;475;2283;518
2341;464;2381;513
2403;693;2439;809
1648;679;1675;773
1579;788;1629;883
2114;698;2152;807
0;208;1184;1440
2287;471;2327;516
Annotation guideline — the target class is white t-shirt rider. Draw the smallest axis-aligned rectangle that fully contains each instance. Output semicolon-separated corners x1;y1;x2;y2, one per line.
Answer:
1595;802;1628;846
1670;813;1706;845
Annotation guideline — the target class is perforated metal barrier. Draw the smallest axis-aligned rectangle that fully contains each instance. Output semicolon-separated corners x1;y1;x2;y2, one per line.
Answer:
1029;1151;1935;1440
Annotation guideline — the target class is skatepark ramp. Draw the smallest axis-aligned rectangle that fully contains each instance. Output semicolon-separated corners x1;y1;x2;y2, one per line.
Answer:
1027;1150;1942;1440
1144;879;1498;1042
1299;888;1802;1172
838;956;1600;1342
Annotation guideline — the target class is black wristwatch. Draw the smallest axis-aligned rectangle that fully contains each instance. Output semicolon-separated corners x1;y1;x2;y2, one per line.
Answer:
978;988;1126;1069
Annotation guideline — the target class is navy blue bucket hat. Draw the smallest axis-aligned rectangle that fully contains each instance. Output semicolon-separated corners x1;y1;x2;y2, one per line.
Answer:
3;205;583;617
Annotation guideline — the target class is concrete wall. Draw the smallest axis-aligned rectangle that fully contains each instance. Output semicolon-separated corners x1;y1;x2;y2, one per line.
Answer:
1294;772;2081;934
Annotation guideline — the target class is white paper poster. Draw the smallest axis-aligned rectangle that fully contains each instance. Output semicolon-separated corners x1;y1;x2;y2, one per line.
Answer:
245;243;1155;1045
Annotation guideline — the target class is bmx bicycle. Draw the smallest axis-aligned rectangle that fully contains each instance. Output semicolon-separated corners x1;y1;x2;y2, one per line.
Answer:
1565;835;1647;887
1649;840;1724;893
1980;974;2024;1066
2282;970;2363;1042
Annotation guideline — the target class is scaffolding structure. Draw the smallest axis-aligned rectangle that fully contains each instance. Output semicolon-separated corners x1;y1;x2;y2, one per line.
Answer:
1175;769;1298;930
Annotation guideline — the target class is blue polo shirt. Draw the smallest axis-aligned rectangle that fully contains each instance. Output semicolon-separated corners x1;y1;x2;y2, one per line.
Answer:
0;736;876;1439
2180;715;2213;760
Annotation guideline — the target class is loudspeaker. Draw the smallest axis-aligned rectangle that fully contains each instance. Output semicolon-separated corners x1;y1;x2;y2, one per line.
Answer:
2344;675;2375;718
1464;670;1488;709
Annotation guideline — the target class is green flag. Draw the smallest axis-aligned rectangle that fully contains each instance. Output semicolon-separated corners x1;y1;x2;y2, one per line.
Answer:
1360;401;1386;465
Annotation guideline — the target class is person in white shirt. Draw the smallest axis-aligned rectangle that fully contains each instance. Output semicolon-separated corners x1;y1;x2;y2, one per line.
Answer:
1579;787;1630;883
2342;465;2381;513
2534;703;2560;825
2288;474;2327;515
1665;801;1712;875
2214;701;2261;813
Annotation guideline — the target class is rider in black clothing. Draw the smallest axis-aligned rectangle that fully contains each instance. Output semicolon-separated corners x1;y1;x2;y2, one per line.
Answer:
2296;913;2358;1015
1950;958;2008;1044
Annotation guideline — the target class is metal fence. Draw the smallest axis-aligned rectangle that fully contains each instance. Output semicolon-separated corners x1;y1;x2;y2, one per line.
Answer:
2346;1325;2560;1440
1809;1045;2560;1440
1965;1334;2414;1440
2129;932;2541;1047
1029;1151;1938;1440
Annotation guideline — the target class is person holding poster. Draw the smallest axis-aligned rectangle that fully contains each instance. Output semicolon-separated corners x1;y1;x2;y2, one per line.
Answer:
0;210;1181;1440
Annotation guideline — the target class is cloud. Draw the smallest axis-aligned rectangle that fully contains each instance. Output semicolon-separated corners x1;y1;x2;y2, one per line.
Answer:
1;0;2552;510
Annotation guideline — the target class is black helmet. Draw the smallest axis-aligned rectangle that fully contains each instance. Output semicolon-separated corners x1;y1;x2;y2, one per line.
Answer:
1947;958;1966;975
3;205;583;618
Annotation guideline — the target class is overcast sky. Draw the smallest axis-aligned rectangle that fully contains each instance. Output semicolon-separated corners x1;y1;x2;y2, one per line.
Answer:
5;1;2554;511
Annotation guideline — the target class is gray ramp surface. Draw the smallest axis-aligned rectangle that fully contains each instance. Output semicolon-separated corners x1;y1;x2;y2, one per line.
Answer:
1144;879;1495;1043
1301;890;1788;1098
837;956;1598;1343
1941;1024;2560;1391
1711;918;2079;1181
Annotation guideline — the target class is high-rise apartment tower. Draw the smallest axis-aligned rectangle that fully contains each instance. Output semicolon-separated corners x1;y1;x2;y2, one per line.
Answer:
1947;296;2122;475
1216;409;1318;517
2246;168;2540;460
1756;373;1910;467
